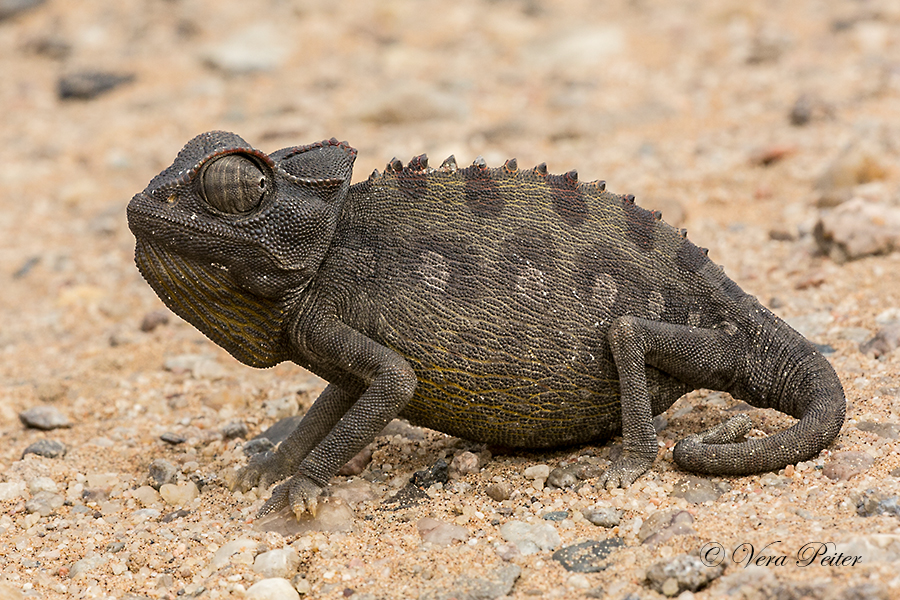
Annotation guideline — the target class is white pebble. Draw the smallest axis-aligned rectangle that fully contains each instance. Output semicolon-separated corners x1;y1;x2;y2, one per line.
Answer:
159;481;199;507
244;577;300;600
253;548;300;579
523;464;550;480
28;477;59;494
0;481;26;501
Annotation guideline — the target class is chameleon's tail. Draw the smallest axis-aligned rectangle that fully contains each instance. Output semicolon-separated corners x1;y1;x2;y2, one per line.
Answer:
673;337;845;475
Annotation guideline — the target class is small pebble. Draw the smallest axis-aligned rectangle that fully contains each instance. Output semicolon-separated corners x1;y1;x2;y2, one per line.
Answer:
582;507;621;528
28;476;59;494
485;482;512;501
639;510;696;546
428;565;520;600
159;432;186;445
494;541;519;561
499;520;560;555
523;464;550;480
139;310;169;332
22;438;67;459
19;405;70;430
262;395;299;420
253;547;301;579
25;491;64;516
542;510;569;521
823;451;874;481
159;481;199;507
671;476;729;503
57;71;134;100
815;198;900;262
417;517;469;546
244;577;300;600
68;555;107;579
859;324;900;359
856;489;900;518
645;554;723;596
221;420;249;440
552;538;625;573
547;465;579;489
148;459;179;489
449;451;481;479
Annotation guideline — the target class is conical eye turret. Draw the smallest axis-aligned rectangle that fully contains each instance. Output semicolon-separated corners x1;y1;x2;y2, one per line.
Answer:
200;154;267;214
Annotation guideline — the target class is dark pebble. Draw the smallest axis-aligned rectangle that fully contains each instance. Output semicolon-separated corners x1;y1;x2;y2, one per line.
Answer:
242;438;275;456
857;489;900;518
789;94;813;126
139;310;170;332
13;255;40;279
542;510;569;521
57;71;134;100
148;459;178;489
159;432;186;445
22;438;67;459
0;0;45;20
411;459;449;488
221;420;249;440
160;509;191;523
551;538;625;573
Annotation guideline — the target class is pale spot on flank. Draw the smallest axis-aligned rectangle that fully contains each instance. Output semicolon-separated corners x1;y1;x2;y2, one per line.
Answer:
515;266;547;301
648;291;665;320
591;273;618;309
416;250;451;292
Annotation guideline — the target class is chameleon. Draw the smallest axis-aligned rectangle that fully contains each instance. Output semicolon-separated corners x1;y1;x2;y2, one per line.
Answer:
126;131;846;518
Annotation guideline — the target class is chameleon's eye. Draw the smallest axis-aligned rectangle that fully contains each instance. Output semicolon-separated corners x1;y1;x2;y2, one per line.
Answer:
200;154;267;214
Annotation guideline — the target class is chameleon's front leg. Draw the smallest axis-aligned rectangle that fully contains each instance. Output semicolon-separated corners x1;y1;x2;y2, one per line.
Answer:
231;383;359;493
259;319;417;518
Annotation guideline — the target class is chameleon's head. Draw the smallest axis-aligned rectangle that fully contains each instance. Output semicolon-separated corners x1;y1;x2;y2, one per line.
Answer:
127;131;356;367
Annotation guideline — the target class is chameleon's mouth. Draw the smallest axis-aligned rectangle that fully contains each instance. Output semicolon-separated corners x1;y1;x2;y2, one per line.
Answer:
134;238;287;368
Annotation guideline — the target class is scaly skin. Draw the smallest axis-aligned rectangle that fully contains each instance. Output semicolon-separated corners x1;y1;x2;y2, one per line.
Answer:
127;131;846;519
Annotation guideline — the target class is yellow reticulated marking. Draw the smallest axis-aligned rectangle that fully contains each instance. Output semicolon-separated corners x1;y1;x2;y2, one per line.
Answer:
139;241;284;367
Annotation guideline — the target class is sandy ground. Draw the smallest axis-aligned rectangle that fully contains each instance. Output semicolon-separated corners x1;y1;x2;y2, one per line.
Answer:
2;0;900;598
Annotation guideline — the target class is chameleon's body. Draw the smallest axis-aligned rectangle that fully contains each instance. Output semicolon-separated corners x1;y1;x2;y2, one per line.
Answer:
127;131;845;517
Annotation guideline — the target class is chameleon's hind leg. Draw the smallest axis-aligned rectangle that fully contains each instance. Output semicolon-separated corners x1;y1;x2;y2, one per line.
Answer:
599;315;743;488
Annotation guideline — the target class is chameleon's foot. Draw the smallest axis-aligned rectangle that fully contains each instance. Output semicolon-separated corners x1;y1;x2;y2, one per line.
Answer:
231;450;290;493
598;452;654;489
257;474;323;519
